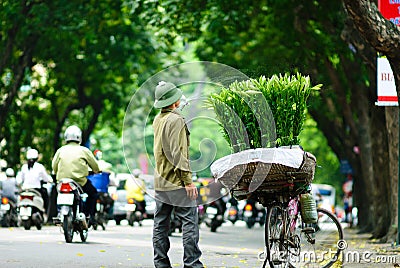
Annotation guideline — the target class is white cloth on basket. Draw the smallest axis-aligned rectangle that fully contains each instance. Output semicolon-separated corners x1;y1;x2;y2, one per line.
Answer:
210;146;306;180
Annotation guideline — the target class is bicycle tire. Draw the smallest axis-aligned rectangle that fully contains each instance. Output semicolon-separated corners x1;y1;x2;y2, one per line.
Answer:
298;207;344;268
265;204;292;268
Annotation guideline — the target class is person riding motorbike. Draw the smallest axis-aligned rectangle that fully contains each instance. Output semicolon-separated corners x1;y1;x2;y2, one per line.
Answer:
52;125;100;227
20;148;52;214
92;149;114;217
0;168;19;204
0;159;8;181
93;150;113;174
124;169;147;217
0;168;19;226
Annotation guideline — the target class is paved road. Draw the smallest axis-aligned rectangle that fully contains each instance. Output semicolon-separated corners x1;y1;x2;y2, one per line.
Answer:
3;219;393;268
0;220;267;268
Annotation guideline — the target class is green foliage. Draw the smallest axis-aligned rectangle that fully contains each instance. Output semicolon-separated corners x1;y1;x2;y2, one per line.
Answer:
90;127;128;174
189;117;232;178
136;0;363;200
208;73;321;151
0;0;360;196
0;0;178;169
299;116;342;197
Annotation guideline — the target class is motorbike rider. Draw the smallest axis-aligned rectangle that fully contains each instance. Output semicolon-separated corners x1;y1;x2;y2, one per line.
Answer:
52;125;100;227
93;149;114;217
20;148;52;214
0;159;7;181
125;168;147;217
93;150;113;174
0;168;19;204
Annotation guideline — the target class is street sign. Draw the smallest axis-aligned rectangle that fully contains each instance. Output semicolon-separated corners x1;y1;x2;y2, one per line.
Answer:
376;56;398;106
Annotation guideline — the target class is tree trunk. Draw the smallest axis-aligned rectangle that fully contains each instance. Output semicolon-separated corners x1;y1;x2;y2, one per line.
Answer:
370;105;391;238
351;80;377;233
385;107;399;242
0;49;34;140
52;102;84;153
343;0;400;240
0;1;36;138
82;102;102;147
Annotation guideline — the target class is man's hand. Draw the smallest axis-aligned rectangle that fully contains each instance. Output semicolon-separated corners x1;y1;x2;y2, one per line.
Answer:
185;183;198;200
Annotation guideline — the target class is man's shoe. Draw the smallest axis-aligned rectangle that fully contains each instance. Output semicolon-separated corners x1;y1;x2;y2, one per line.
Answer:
88;218;97;229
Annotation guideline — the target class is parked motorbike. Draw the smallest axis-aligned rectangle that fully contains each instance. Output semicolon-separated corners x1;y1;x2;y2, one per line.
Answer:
53;179;88;243
126;197;144;227
204;198;226;232
0;196;18;227
18;189;45;230
241;199;266;229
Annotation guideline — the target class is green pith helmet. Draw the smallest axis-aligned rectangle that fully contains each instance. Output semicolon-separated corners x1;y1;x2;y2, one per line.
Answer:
154;81;182;108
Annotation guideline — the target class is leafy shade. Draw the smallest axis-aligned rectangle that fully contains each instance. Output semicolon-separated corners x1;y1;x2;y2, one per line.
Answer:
208;73;321;151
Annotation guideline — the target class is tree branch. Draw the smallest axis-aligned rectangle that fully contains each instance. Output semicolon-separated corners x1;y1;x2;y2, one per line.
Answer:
343;0;400;58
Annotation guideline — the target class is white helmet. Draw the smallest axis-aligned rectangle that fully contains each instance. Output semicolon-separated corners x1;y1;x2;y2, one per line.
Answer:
27;148;39;160
64;125;82;143
5;168;15;177
132;169;142;178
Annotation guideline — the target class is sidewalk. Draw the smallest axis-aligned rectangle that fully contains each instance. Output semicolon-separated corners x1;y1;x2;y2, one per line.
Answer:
342;227;400;267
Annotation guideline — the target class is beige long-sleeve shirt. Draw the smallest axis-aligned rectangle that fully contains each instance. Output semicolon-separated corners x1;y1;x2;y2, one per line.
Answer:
52;142;100;186
153;109;192;191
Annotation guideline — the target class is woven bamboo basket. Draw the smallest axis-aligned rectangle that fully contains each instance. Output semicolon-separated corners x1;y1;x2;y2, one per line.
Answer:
217;151;316;201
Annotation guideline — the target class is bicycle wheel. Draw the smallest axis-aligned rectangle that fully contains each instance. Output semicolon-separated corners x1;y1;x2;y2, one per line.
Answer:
298;208;344;268
265;204;291;268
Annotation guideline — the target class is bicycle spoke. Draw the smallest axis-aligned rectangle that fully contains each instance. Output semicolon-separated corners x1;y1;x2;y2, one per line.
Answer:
298;208;344;268
266;204;292;268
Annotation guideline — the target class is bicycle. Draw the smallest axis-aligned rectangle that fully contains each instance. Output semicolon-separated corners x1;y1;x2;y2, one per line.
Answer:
212;148;343;268
261;185;344;268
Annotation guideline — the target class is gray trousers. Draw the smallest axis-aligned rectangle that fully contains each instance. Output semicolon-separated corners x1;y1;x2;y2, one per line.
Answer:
153;189;203;268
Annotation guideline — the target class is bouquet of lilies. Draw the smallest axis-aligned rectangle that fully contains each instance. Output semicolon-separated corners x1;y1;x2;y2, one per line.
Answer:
208;73;321;152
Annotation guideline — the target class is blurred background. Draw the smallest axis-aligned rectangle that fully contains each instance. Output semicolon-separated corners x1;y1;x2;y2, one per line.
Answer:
0;1;398;241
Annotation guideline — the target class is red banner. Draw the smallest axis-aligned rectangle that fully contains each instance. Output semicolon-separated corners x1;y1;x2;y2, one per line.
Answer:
378;0;400;25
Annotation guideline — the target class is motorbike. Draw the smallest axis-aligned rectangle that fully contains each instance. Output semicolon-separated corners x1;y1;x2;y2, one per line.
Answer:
18;189;45;230
204;198;226;232
0;196;18;227
87;172;112;230
94;192;112;230
126;197;144;227
226;204;239;225
53;179;88;243
241;199;266;229
197;204;206;226
226;197;239;225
